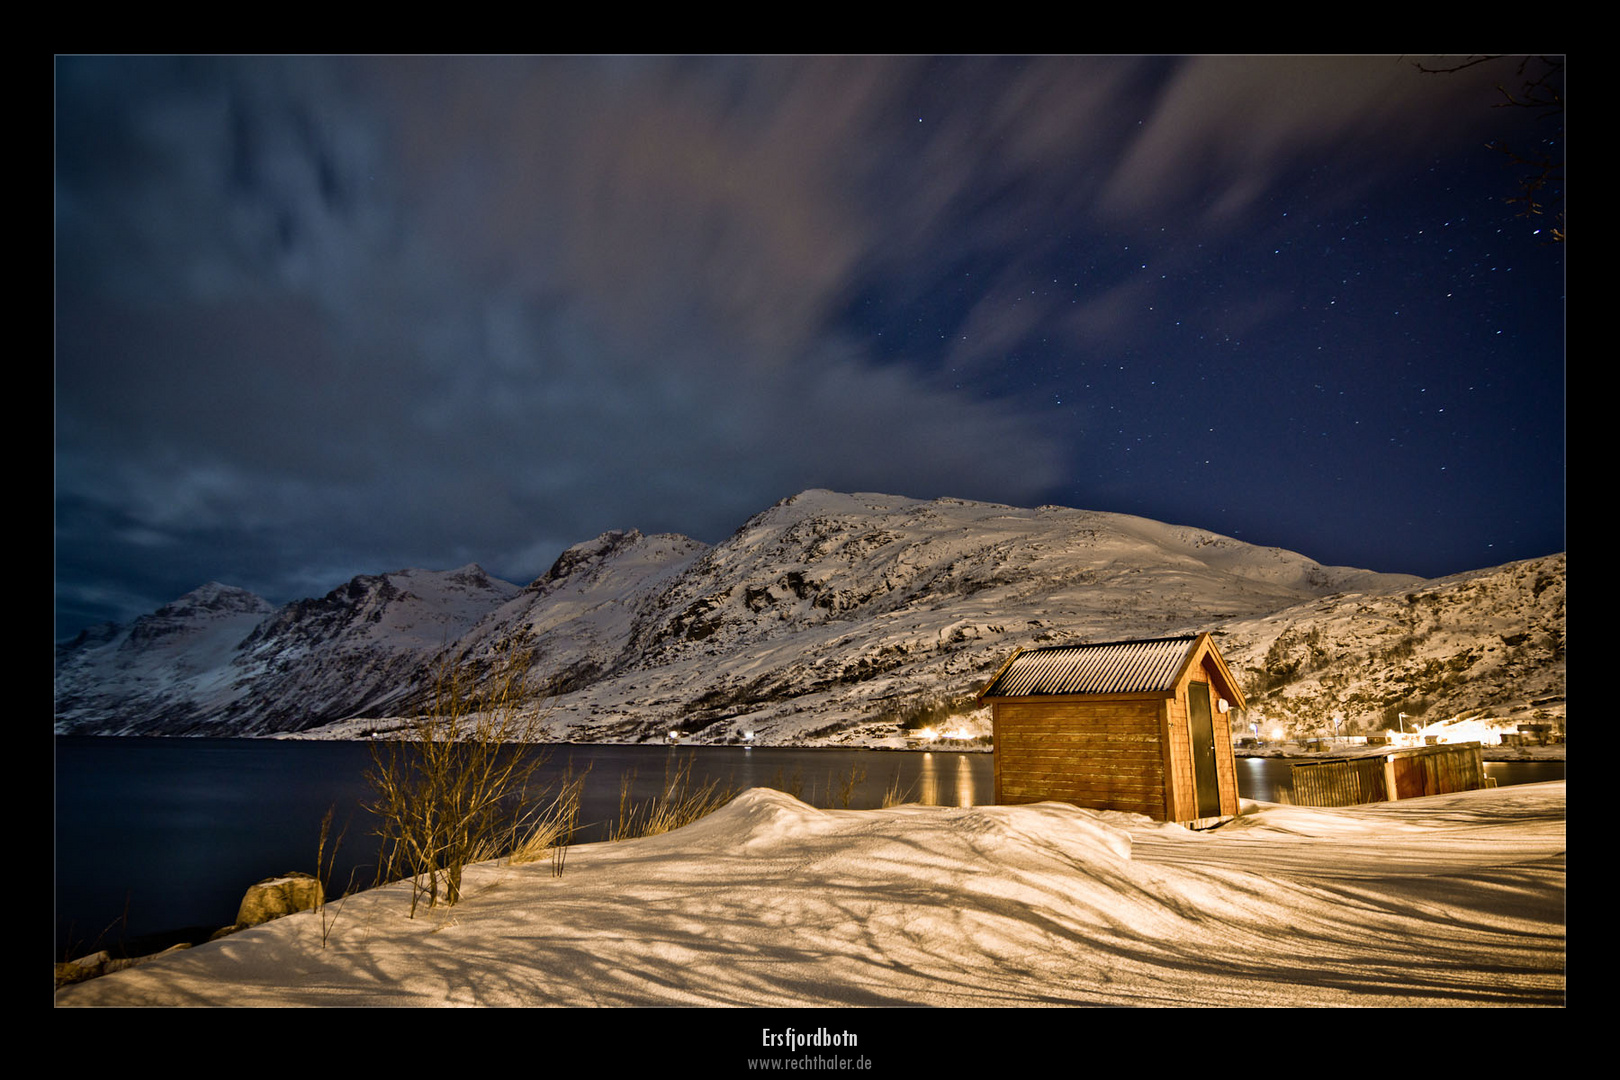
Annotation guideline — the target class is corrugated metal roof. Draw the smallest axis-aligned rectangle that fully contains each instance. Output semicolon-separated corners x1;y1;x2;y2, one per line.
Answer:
981;636;1199;697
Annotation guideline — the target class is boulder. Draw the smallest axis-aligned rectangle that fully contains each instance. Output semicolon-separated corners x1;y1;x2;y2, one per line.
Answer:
235;871;324;928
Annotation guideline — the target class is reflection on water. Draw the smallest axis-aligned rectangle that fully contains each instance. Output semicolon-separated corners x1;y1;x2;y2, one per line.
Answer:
1237;757;1285;802
952;751;978;807
906;750;985;809
916;752;940;807
1483;760;1566;788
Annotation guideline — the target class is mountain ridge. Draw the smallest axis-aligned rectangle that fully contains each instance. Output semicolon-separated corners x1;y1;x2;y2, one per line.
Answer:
54;489;1563;743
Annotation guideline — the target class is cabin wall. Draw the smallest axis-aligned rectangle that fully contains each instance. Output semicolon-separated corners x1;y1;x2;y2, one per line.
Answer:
991;697;1167;818
1164;692;1194;821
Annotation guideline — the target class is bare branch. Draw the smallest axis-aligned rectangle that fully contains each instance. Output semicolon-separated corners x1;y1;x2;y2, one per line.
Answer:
1413;54;1504;75
364;646;557;913
1414;54;1564;244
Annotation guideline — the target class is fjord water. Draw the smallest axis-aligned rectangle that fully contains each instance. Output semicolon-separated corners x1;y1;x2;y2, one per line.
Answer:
54;737;1562;959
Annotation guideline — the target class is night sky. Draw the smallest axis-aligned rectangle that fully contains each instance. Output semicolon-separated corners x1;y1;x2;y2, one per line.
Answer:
55;56;1565;641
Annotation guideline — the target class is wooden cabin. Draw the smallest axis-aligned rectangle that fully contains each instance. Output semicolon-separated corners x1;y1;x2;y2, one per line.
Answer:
977;633;1245;828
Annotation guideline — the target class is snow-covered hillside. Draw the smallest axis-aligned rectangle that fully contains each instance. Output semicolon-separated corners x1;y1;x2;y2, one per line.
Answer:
54;583;275;734
1215;553;1566;739
55;566;519;735
54;490;1563;743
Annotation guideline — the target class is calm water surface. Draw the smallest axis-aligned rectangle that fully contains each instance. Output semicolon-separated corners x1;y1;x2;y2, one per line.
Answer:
54;737;1563;957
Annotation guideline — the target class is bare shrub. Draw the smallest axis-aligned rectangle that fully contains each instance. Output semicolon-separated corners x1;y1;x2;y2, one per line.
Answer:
828;764;866;808
365;648;550;915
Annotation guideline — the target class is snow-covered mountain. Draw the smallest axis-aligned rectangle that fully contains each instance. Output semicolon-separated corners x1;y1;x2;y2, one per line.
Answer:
55;566;520;735
54;490;1564;743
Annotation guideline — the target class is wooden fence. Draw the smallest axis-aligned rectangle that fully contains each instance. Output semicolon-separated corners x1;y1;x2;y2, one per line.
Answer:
1283;755;1388;806
1281;743;1488;807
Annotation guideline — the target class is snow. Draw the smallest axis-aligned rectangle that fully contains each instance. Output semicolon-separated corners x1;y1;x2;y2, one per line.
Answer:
56;781;1564;1008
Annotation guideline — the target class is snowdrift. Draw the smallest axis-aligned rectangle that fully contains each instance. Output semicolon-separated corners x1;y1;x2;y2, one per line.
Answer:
56;782;1565;1007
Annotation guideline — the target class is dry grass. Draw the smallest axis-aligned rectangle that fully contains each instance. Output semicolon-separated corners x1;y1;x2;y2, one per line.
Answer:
766;763;870;808
611;753;735;841
314;804;356;948
768;765;805;801
880;768;914;808
508;760;590;877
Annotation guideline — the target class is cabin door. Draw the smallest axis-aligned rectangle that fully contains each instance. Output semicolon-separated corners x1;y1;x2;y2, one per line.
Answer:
1188;682;1222;818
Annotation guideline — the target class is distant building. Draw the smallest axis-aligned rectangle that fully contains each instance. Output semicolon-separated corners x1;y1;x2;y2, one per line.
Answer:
977;633;1245;828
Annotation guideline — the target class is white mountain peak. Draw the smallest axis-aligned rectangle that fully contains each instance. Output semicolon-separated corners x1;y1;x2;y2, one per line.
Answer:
55;490;1562;742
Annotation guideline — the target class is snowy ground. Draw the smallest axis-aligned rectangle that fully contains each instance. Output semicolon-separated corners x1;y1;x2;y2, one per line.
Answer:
56;782;1564;1008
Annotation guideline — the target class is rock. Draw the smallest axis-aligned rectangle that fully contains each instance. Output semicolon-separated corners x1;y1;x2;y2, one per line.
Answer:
235;871;324;928
55;942;196;990
54;950;111;989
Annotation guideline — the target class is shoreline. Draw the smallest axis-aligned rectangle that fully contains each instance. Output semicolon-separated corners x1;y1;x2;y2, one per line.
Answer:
62;730;1567;764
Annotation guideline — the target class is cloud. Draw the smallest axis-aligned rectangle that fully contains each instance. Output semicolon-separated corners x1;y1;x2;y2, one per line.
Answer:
1098;55;1506;226
57;55;1554;632
56;57;1080;625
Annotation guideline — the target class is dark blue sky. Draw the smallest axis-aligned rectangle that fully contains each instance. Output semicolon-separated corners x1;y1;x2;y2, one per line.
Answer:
55;56;1565;639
